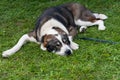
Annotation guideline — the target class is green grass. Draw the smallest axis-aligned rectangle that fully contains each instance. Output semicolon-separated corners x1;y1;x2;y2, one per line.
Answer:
0;0;120;80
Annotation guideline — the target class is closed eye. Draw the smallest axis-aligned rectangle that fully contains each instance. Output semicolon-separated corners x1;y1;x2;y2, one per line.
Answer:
62;38;70;45
62;38;67;43
56;41;61;47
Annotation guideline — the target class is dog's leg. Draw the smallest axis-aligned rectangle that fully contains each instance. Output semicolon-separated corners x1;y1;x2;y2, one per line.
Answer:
75;19;106;31
75;13;107;31
93;13;108;30
69;36;79;50
93;13;108;20
70;42;79;50
2;34;38;57
93;20;106;30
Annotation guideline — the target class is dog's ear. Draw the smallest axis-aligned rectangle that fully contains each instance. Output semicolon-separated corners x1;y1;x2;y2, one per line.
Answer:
41;34;55;47
41;35;46;43
41;35;47;47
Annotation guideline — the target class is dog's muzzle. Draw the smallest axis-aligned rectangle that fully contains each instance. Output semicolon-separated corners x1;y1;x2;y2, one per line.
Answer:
65;49;72;55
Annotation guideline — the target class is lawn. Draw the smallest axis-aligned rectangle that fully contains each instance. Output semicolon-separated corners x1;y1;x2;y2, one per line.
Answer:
0;0;120;80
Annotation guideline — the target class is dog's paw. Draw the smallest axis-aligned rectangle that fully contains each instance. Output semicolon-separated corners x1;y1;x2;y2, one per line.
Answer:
2;50;11;57
70;42;79;50
99;14;108;20
94;13;108;20
98;26;106;30
80;28;86;33
79;26;87;32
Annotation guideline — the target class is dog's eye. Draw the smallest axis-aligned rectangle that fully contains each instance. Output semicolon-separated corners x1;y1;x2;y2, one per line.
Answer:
62;38;70;44
62;38;67;43
56;42;61;47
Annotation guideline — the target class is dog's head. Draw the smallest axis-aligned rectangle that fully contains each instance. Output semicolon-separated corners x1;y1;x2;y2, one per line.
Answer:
41;34;72;56
41;27;73;56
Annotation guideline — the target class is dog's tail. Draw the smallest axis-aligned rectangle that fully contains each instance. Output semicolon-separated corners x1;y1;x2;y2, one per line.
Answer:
2;34;38;58
94;13;108;20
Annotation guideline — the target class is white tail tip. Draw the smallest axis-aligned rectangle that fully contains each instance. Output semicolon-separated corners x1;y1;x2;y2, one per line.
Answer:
2;50;11;57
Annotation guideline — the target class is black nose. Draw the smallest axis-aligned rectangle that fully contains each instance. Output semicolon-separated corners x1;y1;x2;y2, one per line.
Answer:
65;49;71;55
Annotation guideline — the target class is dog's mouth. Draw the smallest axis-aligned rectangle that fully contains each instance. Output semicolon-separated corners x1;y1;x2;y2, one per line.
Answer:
55;47;72;56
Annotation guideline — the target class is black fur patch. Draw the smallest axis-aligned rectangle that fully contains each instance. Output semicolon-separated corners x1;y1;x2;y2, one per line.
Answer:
46;39;62;52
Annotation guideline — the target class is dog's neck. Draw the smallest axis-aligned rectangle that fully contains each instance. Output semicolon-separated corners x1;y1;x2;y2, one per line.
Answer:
40;18;69;37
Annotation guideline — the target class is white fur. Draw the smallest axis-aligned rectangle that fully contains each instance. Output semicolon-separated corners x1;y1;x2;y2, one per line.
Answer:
93;13;108;20
40;44;46;51
2;34;38;57
55;35;79;55
56;45;72;56
46;29;58;35
79;26;87;32
75;13;107;32
75;19;106;32
2;8;108;57
70;42;79;50
2;13;107;57
2;18;73;57
55;35;72;55
68;36;79;50
39;18;79;55
40;28;79;55
40;18;69;36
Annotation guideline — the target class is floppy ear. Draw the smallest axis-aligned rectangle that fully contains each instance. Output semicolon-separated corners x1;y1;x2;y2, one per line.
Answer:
41;34;54;47
41;35;48;47
41;35;46;43
40;34;55;51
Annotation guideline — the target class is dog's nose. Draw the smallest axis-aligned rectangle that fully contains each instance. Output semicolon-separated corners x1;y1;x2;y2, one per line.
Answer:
65;49;71;55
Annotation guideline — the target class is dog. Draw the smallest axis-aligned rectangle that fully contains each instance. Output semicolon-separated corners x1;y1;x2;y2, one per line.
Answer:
2;3;107;57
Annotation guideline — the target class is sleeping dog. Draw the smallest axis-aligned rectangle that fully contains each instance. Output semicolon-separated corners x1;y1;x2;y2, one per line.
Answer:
2;3;107;57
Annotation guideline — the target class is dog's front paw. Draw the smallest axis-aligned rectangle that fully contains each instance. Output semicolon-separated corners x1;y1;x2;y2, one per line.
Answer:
98;26;106;30
70;42;79;50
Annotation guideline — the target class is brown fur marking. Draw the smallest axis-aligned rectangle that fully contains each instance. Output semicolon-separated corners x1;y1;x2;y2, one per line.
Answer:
43;34;56;47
